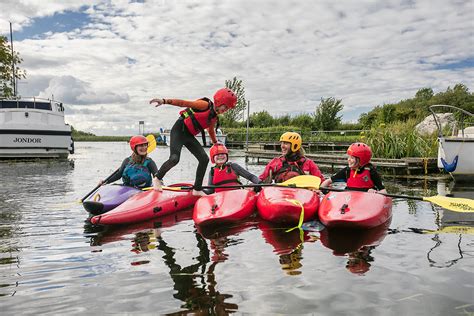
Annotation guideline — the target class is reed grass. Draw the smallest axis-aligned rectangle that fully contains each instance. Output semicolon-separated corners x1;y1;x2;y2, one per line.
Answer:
362;120;437;158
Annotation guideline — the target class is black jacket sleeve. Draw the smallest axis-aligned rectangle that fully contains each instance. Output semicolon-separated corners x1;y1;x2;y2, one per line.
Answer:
369;166;385;190
230;162;261;184
107;157;130;184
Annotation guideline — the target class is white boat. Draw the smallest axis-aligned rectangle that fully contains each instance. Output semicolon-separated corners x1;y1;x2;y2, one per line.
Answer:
429;105;474;181
161;129;227;147
0;97;74;159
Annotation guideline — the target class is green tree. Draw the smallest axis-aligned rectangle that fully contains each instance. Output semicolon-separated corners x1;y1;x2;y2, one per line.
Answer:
415;87;434;101
290;113;314;128
250;110;274;127
0;36;26;97
275;114;291;126
313;97;344;130
359;83;474;128
221;76;246;127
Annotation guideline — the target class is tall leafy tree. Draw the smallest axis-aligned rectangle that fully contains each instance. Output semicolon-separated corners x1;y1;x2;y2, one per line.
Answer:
250;110;274;127
313;97;344;130
290;113;314;128
0;36;26;98
221;77;246;127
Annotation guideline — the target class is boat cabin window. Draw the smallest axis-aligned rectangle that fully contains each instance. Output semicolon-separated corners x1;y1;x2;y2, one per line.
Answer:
0;100;52;111
0;101;20;108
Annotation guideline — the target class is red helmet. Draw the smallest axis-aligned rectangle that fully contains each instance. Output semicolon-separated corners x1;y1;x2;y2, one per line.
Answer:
130;135;148;152
347;142;372;166
210;143;229;163
213;88;237;109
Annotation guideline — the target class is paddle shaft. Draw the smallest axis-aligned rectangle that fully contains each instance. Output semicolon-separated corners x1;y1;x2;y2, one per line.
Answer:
149;183;316;191
320;186;424;201
80;168;119;202
200;183;315;190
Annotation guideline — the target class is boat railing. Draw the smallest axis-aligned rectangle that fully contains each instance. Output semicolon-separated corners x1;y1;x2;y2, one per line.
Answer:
0;97;64;112
429;105;474;138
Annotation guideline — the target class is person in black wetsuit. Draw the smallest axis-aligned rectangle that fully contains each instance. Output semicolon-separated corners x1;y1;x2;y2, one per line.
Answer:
149;88;238;196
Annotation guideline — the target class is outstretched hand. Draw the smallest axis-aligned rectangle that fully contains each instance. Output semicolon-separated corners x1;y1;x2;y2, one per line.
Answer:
150;98;165;107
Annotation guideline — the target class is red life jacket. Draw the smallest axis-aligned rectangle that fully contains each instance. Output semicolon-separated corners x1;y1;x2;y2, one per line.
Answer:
273;156;307;183
210;164;241;192
179;98;218;144
346;167;374;190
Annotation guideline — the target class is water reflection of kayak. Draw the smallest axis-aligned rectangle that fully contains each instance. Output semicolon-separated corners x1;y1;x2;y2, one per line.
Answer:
90;183;199;225
193;189;258;226
91;208;193;246
196;219;259;240
258;221;313;255
319;219;391;255
83;184;141;215
319;191;392;229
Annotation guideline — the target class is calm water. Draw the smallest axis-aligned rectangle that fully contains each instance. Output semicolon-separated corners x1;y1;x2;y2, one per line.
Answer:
1;142;473;315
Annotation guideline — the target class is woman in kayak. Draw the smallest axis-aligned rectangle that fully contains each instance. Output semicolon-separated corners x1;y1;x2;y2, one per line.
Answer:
259;132;325;183
207;143;261;194
320;142;387;193
149;88;238;196
98;135;162;190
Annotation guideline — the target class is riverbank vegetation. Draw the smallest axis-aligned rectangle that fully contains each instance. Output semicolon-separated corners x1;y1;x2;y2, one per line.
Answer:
222;83;472;158
71;127;129;141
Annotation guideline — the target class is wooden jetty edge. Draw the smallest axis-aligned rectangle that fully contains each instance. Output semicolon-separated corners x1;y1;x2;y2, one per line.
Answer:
244;146;439;177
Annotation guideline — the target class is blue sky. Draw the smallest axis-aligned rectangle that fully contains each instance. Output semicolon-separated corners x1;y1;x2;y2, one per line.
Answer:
13;10;92;41
1;0;473;135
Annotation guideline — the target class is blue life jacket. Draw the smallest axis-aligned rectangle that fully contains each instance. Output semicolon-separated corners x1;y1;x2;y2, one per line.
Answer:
122;158;152;188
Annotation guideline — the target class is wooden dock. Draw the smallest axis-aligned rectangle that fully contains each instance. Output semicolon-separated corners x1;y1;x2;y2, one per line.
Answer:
244;148;439;176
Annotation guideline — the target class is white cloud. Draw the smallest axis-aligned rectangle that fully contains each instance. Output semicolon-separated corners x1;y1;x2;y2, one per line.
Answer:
37;75;129;105
1;0;472;135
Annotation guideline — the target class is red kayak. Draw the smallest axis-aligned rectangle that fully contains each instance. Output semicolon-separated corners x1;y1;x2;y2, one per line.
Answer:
193;189;257;226
318;190;392;228
90;184;199;225
256;187;320;224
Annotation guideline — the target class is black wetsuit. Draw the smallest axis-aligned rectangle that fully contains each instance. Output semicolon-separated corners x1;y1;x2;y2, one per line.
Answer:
156;118;209;190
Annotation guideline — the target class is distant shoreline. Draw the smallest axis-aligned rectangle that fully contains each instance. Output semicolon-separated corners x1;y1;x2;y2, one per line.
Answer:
73;136;166;145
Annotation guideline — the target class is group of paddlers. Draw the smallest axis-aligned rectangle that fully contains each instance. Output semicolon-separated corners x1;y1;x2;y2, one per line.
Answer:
99;88;387;195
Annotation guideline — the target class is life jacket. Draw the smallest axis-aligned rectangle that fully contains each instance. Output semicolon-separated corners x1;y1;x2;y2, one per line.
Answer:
346;165;375;191
122;157;152;188
210;163;241;192
179;98;218;145
273;155;307;183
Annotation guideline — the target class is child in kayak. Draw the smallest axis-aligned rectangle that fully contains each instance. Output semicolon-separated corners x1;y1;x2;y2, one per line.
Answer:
207;143;261;194
98;135;162;190
320;142;387;193
149;88;238;196
259;132;325;184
